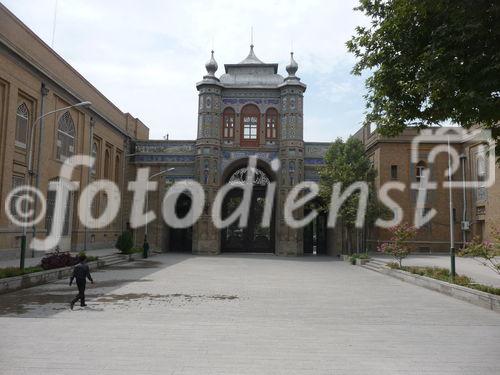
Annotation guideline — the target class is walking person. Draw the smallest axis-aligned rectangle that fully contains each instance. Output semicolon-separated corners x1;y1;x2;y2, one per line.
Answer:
69;254;94;309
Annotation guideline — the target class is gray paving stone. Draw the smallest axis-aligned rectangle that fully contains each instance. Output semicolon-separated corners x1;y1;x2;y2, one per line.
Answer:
0;253;499;374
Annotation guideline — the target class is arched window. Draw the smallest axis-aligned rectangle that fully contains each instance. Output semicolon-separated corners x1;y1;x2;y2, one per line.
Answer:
222;108;235;140
114;155;121;184
45;178;71;236
241;104;259;146
415;161;427;182
476;154;488;201
228;167;271;186
102;192;108;227
477;155;486;182
265;108;278;139
104;149;111;179
56;111;75;161
90;142;98;177
15;103;29;148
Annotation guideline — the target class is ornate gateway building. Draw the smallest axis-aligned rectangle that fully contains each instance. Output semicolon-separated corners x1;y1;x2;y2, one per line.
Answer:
2;3;497;260
129;46;332;256
128;46;500;257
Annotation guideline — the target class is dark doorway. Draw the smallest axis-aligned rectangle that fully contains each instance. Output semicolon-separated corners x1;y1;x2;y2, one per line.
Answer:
221;166;275;253
303;203;327;255
168;193;193;252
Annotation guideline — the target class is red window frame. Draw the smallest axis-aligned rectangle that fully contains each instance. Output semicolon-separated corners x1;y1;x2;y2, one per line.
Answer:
222;107;235;139
240;104;260;147
265;108;278;139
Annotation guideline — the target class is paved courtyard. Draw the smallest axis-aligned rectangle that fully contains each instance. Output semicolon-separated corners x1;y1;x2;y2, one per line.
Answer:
0;254;499;375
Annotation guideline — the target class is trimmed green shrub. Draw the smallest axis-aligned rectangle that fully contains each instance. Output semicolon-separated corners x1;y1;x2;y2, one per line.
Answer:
78;251;98;262
349;253;371;264
115;231;133;254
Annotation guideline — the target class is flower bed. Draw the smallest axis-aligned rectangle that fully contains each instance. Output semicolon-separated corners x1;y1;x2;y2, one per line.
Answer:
0;251;99;280
386;263;500;296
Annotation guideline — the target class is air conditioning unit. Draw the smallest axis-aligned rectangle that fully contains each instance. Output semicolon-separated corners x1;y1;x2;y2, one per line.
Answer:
461;221;470;231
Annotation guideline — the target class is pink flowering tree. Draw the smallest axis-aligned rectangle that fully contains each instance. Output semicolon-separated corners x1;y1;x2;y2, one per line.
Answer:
459;228;500;276
377;223;418;268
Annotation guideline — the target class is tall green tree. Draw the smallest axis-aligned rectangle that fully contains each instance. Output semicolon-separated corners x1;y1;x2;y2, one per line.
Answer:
347;0;500;136
318;137;382;252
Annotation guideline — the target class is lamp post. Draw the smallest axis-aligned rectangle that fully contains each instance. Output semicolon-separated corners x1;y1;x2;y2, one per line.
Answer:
460;154;468;248
143;168;175;256
19;101;92;269
447;136;456;281
83;117;95;252
123;152;138;245
31;83;49;258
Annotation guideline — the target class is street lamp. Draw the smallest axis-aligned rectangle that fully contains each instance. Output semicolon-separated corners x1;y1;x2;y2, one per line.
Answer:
143;167;175;256
19;101;92;269
447;135;456;281
27;101;92;173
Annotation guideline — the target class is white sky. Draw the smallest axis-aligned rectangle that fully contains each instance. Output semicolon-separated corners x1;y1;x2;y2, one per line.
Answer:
3;0;370;142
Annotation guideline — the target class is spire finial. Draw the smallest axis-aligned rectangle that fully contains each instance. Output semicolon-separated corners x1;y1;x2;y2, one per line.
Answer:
205;49;218;76
251;26;254;46
286;51;299;78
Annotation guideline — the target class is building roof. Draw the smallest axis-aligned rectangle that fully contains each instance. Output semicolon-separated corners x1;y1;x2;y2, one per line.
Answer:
219;45;283;88
237;44;265;64
197;45;306;90
0;3;149;139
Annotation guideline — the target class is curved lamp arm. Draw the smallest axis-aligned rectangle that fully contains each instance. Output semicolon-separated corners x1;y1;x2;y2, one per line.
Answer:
27;101;92;172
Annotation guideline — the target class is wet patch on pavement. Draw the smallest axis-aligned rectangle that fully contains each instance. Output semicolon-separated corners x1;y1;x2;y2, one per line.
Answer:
95;293;239;303
0;291;98;315
0;289;239;316
47;278;154;292
101;260;163;270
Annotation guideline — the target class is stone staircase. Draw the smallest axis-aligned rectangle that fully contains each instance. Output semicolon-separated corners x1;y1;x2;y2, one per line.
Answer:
97;253;129;267
361;258;387;273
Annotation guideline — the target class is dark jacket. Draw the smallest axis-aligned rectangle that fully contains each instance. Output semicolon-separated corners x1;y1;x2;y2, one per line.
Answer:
70;262;93;284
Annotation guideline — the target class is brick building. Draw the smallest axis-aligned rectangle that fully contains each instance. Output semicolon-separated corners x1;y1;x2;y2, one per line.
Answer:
354;125;499;253
0;4;498;260
0;5;148;259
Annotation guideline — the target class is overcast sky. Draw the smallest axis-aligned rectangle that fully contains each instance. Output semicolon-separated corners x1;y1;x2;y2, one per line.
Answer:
3;0;370;142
